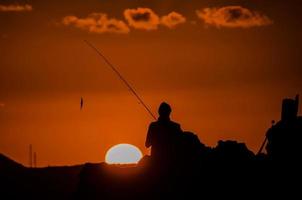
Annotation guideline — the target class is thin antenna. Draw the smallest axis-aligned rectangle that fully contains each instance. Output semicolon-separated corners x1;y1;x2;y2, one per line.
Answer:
29;144;32;168
84;40;156;120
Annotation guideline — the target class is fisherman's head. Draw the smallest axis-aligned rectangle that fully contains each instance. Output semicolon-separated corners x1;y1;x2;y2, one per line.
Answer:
158;102;171;119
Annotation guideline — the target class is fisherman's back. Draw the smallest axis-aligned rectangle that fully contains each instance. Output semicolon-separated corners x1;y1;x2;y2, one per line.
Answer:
146;119;182;161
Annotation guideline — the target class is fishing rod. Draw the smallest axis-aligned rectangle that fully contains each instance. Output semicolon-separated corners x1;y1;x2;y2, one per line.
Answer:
257;120;275;155
84;40;156;120
257;136;267;155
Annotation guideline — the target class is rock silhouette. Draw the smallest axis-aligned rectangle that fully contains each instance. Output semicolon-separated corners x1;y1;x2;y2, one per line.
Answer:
75;96;300;199
0;154;82;200
1;95;300;199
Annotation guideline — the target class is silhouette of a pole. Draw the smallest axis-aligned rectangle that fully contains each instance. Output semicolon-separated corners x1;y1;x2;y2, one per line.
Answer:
29;144;32;168
257;137;267;155
257;120;275;155
84;40;156;120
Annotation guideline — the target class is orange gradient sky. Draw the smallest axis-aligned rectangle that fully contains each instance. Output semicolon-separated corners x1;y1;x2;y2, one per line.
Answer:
0;0;301;166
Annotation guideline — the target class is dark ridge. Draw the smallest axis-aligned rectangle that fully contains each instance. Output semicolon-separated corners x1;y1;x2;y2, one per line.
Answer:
1;95;301;199
0;153;83;200
0;153;24;170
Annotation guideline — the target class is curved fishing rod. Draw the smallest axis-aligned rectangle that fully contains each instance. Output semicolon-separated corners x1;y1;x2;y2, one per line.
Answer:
84;40;156;120
257;120;275;155
257;136;267;155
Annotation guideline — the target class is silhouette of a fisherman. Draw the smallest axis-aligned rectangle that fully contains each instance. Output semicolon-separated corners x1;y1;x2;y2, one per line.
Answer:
265;95;302;160
145;102;182;164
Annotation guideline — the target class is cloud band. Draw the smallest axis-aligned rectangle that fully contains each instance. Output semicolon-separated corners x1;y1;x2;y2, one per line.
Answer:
196;6;273;28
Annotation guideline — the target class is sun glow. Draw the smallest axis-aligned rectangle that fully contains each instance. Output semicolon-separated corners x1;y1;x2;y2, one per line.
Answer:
105;144;143;164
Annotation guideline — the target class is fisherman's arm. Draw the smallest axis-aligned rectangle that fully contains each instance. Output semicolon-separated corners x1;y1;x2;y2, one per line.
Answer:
145;124;153;148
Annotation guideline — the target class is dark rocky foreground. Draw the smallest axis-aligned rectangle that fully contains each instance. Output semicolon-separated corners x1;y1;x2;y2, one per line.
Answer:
1;95;300;199
0;148;280;200
0;153;82;199
76;159;272;200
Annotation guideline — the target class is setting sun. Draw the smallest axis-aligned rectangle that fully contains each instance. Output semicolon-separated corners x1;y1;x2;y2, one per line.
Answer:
105;144;143;164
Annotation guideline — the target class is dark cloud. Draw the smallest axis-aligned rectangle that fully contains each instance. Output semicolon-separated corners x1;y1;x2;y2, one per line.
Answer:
196;6;273;28
124;8;160;30
0;4;32;12
161;11;186;29
132;12;151;22
62;13;130;34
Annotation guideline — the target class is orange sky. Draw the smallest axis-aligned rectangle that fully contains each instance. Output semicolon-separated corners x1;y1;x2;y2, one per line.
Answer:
0;0;301;166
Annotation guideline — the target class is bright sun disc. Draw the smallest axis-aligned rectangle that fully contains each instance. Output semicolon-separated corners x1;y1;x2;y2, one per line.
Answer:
105;144;143;164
